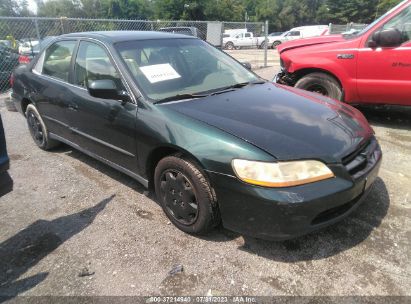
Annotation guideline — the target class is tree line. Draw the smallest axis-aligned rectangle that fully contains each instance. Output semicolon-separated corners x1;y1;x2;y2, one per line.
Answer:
1;0;403;31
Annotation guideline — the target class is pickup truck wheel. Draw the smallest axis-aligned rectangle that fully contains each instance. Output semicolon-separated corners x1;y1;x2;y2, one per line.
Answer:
154;156;220;235
225;42;234;50
272;41;281;49
26;104;60;150
260;41;267;49
295;72;343;101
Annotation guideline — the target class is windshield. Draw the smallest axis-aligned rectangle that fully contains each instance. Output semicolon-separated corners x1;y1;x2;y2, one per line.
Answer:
347;0;408;37
115;38;258;102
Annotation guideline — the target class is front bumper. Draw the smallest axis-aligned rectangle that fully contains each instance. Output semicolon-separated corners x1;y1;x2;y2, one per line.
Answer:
273;70;295;86
208;142;382;241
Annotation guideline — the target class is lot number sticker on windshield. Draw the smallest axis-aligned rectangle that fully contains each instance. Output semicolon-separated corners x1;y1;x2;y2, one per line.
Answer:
139;64;181;83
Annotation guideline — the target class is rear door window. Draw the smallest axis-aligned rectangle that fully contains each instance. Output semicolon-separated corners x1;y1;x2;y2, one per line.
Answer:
42;41;76;82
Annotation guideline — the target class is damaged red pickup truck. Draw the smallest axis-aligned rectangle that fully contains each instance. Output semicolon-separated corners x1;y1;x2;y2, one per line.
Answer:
275;0;411;106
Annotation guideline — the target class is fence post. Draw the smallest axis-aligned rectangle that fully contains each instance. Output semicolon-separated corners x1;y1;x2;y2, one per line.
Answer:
60;17;67;34
264;20;268;68
33;18;41;40
329;23;333;35
220;22;225;50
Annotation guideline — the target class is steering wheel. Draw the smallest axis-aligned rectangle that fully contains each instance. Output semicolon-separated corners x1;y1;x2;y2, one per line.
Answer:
191;67;213;84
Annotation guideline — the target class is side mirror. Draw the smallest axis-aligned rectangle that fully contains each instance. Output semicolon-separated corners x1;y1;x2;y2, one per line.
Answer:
88;79;130;102
369;28;402;48
241;62;252;70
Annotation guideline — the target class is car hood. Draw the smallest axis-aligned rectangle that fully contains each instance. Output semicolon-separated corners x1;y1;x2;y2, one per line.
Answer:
163;83;373;162
277;35;345;54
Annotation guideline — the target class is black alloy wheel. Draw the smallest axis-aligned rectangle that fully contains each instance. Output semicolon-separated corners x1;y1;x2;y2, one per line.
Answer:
26;104;60;150
27;110;44;146
155;156;220;234
160;169;199;225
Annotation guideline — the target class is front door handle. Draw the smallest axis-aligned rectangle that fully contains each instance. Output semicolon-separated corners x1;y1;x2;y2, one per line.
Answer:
68;104;78;111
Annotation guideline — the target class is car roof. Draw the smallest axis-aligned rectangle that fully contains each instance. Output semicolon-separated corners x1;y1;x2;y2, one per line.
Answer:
60;31;194;43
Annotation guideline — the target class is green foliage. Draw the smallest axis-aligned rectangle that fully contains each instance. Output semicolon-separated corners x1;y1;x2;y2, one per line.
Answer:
0;0;407;32
325;0;380;24
1;0;31;16
377;0;403;16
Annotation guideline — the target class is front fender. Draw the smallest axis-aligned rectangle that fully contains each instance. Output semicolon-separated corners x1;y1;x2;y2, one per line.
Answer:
136;103;275;179
284;52;359;102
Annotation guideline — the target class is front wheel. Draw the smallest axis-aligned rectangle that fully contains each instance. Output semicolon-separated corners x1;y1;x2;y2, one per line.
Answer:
154;156;220;235
26;104;60;150
294;72;343;101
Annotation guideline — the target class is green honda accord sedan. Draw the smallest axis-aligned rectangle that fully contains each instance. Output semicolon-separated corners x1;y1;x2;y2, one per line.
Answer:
11;31;382;240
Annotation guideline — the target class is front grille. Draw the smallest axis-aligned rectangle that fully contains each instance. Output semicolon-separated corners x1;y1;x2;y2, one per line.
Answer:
342;137;379;178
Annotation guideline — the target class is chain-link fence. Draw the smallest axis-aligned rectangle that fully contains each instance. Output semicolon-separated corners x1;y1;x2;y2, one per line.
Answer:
329;22;368;34
0;17;269;92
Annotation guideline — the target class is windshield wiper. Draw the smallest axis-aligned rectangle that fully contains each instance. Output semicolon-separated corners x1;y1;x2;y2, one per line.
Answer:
154;80;266;104
154;93;209;104
210;80;266;95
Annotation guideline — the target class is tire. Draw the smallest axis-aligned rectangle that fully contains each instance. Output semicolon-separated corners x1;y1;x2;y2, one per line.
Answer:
272;41;281;49
154;155;220;235
225;42;234;50
260;41;266;49
26;104;60;150
294;72;343;101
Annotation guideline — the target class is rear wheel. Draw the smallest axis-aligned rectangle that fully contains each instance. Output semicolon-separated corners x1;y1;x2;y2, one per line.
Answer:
225;42;234;50
272;41;281;49
26;104;60;150
154;156;220;235
294;72;343;101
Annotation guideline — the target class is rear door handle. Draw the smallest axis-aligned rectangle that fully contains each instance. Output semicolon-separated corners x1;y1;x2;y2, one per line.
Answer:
68;104;78;111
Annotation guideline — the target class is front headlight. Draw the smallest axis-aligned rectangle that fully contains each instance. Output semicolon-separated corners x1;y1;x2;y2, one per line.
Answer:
232;159;334;187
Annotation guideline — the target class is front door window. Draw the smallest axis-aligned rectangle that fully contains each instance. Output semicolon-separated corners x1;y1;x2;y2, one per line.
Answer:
74;41;124;91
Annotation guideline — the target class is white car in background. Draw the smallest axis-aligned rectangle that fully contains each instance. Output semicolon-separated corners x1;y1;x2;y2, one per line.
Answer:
18;39;39;54
269;25;329;48
223;31;266;49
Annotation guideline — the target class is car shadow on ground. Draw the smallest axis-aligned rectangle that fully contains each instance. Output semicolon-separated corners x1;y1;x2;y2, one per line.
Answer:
356;105;411;130
0;195;114;301
236;177;390;262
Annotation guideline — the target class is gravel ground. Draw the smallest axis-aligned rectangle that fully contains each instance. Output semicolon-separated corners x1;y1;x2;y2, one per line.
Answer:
0;72;410;298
